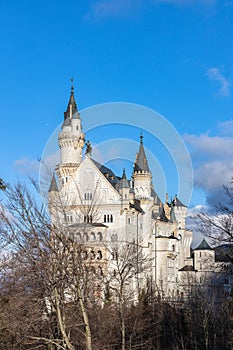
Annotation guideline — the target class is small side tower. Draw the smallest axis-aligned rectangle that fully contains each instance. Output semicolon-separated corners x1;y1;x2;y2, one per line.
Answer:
55;83;85;187
48;173;59;222
133;133;152;200
119;168;130;208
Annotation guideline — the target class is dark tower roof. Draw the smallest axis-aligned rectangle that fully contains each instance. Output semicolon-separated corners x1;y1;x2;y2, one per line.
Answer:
63;83;80;124
173;195;186;208
133;133;150;173
48;174;58;192
119;168;130;189
194;239;212;251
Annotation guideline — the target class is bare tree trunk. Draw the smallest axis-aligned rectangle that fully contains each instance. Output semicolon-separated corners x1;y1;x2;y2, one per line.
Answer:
77;285;92;350
120;299;125;350
54;288;75;350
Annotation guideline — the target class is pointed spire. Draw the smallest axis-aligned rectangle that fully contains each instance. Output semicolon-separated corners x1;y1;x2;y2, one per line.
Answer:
63;78;79;122
195;239;212;250
134;133;150;173
140;131;143;144
119;168;129;189
48;173;58;192
122;168;127;179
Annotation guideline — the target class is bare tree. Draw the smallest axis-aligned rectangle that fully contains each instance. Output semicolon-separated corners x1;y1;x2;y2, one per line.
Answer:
0;179;6;191
0;181;105;350
196;184;233;265
106;240;150;350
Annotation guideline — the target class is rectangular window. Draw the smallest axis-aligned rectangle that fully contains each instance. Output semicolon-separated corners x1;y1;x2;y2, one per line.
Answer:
64;214;73;223
103;214;113;223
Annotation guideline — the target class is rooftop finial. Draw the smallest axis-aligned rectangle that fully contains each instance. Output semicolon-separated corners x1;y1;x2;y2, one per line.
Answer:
140;132;143;144
70;77;74;93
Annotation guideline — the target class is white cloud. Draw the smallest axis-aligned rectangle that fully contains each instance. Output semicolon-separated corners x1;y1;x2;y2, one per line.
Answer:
184;131;233;209
87;0;135;19
87;0;215;19
184;133;233;158
194;160;233;190
206;67;231;97
14;158;39;175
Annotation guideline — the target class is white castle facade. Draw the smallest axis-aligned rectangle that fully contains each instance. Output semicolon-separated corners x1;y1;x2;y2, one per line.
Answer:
48;87;232;300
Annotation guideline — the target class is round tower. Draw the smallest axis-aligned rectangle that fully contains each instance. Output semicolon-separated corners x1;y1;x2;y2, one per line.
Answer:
55;84;85;187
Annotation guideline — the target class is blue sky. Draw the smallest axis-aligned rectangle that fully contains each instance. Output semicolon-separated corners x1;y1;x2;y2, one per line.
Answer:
1;0;233;212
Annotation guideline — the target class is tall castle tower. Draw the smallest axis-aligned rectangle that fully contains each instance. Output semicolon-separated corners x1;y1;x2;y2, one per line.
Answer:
133;133;152;200
55;85;85;187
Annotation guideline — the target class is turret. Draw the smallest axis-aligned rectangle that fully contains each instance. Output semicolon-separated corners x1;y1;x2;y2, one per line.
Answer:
55;83;85;187
48;173;59;218
119;168;130;207
193;239;215;272
58;84;85;165
133;133;152;200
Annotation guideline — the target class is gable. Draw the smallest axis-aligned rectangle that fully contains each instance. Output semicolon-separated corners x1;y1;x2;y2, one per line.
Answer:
60;156;121;205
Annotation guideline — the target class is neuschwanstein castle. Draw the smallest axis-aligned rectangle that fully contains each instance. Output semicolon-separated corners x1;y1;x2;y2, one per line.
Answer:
48;86;232;299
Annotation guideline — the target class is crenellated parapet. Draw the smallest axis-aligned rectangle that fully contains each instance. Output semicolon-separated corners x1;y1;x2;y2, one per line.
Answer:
58;134;85;149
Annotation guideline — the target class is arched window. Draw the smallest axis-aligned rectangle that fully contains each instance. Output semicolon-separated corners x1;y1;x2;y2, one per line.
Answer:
90;232;95;241
172;244;175;252
112;249;118;260
97;250;102;260
90;250;95;259
97;232;103;241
